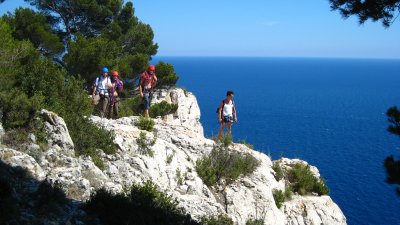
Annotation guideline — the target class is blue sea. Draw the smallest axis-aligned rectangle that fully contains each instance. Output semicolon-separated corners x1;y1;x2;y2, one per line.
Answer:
152;56;400;225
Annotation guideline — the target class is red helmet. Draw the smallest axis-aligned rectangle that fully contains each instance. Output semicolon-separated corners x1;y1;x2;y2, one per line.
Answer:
112;71;119;77
148;65;155;71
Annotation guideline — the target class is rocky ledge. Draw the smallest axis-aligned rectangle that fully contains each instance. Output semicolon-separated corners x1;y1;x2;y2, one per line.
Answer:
0;87;346;225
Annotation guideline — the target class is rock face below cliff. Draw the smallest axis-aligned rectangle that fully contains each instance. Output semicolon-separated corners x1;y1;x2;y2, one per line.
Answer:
0;88;346;225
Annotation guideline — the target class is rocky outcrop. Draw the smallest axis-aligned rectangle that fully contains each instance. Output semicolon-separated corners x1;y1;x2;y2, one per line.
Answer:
152;88;203;136
0;88;347;225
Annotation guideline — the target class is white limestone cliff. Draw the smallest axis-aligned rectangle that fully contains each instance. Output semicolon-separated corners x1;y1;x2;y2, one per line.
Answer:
0;87;346;225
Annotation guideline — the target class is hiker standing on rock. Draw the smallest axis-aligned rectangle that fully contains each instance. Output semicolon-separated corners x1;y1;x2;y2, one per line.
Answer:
92;67;112;118
139;65;157;117
109;71;124;119
217;91;238;140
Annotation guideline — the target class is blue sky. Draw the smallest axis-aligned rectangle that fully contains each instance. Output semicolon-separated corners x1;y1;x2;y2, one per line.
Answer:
1;0;399;58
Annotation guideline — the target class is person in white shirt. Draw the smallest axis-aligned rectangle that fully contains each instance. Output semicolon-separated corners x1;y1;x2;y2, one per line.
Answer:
92;67;112;118
217;90;238;140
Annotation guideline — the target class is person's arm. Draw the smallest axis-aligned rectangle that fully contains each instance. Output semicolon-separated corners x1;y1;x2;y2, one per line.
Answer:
139;77;143;97
152;74;158;89
92;78;98;98
218;101;223;123
233;104;238;122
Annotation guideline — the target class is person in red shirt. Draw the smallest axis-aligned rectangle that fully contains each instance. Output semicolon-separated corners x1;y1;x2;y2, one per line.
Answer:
139;65;158;117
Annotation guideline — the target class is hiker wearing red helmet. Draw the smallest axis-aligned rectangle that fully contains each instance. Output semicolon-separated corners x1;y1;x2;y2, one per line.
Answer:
109;71;124;119
139;65;158;117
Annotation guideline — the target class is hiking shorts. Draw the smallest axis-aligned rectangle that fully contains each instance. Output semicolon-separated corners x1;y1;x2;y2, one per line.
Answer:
222;116;233;123
142;92;152;110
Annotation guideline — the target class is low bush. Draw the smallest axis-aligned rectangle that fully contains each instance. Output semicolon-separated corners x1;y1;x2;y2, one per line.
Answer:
84;180;200;225
166;152;174;164
288;163;329;196
138;116;155;131
216;133;233;147
246;218;264;225
272;187;293;209
238;139;254;149
136;131;156;157
118;96;143;117
273;190;285;209
149;101;178;118
2;117;47;154
196;145;260;187
272;162;284;181
200;214;234;225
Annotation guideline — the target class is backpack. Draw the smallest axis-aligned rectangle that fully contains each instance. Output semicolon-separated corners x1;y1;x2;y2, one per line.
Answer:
115;79;123;92
91;76;110;94
216;100;235;119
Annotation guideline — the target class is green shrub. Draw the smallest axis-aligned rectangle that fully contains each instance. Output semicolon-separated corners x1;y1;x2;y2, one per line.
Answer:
1;129;28;151
118;96;143;117
91;154;105;170
176;169;184;185
138;116;155;131
273;187;293;209
313;178;330;195
196;145;260;187
200;214;234;225
155;61;179;87
2;117;48;154
238;139;254;149
272;162;284;181
0;89;43;129
166;153;174;164
246;218;264;225
220;133;233;147
288;163;330;196
84;180;200;225
273;190;285;209
136;131;156;157
149;101;178;118
284;186;293;200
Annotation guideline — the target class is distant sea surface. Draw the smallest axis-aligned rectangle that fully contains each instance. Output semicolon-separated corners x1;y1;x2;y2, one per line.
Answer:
152;56;400;225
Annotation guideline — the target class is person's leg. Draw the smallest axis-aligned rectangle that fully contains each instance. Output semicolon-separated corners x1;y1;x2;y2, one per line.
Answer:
114;98;120;118
217;123;226;140
227;122;232;135
101;96;109;118
109;101;114;119
99;97;105;118
143;93;150;117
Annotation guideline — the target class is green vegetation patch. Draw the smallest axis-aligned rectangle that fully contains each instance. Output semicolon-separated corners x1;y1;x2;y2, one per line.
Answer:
149;101;178;118
200;214;234;225
136;131;156;157
273;187;293;209
155;61;180;87
83;180;200;225
246;218;265;225
272;162;284;181
287;163;329;196
238;139;254;149
137;116;155;131
196;145;260;187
